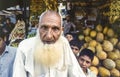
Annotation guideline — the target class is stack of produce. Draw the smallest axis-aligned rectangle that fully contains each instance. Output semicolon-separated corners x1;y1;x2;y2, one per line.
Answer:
79;24;120;77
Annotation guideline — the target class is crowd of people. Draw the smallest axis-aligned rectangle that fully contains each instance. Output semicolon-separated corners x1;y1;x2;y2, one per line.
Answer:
0;17;15;45
0;14;26;46
0;10;96;77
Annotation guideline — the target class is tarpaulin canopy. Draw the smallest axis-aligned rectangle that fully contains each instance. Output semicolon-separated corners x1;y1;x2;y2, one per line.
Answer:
0;0;23;10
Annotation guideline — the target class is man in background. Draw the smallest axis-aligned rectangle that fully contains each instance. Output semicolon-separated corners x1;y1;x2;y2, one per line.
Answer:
0;28;16;77
2;18;15;45
63;14;76;35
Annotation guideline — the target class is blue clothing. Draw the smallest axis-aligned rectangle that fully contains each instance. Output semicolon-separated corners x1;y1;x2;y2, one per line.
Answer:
0;46;16;77
63;20;76;35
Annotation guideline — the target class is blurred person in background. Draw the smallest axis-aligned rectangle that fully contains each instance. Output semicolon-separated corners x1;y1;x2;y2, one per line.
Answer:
13;10;86;77
65;32;74;42
70;39;83;58
2;18;15;45
0;28;17;77
65;32;80;42
63;14;76;35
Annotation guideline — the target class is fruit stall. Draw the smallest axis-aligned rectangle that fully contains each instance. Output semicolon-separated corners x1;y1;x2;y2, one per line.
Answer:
76;0;120;77
11;0;120;76
29;0;120;76
55;0;120;77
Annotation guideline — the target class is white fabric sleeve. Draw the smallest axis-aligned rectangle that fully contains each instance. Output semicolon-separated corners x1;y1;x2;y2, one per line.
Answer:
13;44;27;77
63;38;86;77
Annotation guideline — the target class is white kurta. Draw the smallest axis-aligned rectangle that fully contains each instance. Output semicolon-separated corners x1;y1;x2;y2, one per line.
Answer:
13;36;86;77
86;69;97;77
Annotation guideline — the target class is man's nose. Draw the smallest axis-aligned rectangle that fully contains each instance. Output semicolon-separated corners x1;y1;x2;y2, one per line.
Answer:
46;29;52;39
82;61;86;66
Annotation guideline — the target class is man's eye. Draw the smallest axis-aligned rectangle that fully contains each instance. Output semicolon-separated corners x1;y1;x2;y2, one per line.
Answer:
41;25;48;30
52;27;60;31
80;58;84;62
86;61;90;64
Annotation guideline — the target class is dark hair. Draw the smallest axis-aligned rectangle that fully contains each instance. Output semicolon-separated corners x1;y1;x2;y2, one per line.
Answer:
70;39;82;49
65;32;73;36
16;14;23;21
65;32;79;40
78;48;94;61
6;18;11;21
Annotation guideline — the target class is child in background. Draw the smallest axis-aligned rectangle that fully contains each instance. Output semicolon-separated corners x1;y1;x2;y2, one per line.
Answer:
65;33;74;42
65;32;79;42
78;48;96;77
70;39;83;58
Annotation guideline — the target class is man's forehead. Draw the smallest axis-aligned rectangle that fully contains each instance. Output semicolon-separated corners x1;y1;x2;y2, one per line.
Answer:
40;11;61;19
40;16;61;26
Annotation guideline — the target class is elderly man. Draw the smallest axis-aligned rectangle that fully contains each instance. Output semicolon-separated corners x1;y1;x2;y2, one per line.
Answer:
13;10;86;77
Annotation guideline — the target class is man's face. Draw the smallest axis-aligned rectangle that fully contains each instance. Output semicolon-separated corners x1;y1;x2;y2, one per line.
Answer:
78;55;92;72
71;45;79;55
65;34;73;42
39;14;62;44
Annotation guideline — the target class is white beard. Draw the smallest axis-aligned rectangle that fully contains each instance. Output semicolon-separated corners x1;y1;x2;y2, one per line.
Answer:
34;35;63;67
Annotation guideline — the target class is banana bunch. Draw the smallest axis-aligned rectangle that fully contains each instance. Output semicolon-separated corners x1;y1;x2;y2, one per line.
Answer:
44;0;58;11
109;0;120;23
109;16;119;24
9;20;25;42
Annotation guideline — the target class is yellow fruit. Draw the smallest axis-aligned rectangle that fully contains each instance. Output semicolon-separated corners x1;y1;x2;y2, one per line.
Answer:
115;59;120;70
83;27;91;36
107;51;118;60
83;43;88;48
103;26;108;35
109;37;118;46
103;59;116;70
117;42;120;50
78;34;84;40
98;66;110;77
95;24;103;32
89;40;97;47
89;66;98;75
92;56;99;66
110;68;120;77
96;32;104;42
103;40;113;52
90;30;97;38
85;36;92;43
114;49;120;59
96;51;107;60
107;28;114;37
96;43;102;52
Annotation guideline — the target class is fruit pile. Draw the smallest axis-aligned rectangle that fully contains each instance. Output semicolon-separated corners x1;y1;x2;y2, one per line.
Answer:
79;24;120;77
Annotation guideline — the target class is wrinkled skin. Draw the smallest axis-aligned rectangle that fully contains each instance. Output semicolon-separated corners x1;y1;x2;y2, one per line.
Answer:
39;12;62;44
